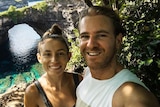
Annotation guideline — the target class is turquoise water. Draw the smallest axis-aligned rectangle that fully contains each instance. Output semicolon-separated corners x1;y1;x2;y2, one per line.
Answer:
0;63;44;94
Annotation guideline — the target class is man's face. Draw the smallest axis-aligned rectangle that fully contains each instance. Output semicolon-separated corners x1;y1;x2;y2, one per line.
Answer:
79;15;122;70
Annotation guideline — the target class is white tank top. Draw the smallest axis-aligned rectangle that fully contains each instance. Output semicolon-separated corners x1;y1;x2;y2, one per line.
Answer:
76;68;148;107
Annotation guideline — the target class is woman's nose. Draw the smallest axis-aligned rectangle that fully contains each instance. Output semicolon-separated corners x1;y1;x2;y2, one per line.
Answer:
51;55;57;62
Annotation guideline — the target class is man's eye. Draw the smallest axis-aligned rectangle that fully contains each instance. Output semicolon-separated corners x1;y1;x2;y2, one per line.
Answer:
98;34;107;37
58;52;65;56
80;35;89;40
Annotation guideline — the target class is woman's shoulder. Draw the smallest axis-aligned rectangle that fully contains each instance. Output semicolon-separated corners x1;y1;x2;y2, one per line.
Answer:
25;81;39;96
24;80;41;106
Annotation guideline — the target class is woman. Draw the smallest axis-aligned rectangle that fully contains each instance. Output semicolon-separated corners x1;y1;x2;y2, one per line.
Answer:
24;24;82;107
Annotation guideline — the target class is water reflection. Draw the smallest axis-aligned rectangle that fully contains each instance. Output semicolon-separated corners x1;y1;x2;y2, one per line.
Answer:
8;23;40;72
0;23;41;93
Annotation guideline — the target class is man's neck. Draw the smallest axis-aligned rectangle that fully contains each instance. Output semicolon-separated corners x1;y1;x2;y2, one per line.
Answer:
90;63;124;80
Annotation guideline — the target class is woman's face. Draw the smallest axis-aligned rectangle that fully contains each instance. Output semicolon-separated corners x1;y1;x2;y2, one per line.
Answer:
37;38;71;76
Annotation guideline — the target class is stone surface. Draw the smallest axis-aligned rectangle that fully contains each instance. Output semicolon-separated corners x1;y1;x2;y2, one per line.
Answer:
0;0;87;45
0;83;27;107
0;0;28;12
0;1;87;106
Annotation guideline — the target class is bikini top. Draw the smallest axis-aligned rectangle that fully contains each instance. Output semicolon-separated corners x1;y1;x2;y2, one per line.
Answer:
34;73;80;107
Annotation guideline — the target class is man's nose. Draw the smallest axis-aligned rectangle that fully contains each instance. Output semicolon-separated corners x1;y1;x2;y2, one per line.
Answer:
87;36;98;48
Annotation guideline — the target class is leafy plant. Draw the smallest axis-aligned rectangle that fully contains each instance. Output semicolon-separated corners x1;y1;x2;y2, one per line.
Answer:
120;1;160;100
67;29;86;70
32;1;48;12
7;6;23;23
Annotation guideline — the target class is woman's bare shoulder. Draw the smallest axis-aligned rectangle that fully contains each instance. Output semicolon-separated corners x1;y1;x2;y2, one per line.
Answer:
24;81;40;107
25;82;39;97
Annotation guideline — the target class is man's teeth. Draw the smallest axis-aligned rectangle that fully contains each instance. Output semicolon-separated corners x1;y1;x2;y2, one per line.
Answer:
88;52;100;56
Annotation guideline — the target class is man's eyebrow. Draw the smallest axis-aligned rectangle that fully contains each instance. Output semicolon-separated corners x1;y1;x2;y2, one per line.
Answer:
57;49;66;52
80;32;88;35
96;30;109;34
79;30;110;36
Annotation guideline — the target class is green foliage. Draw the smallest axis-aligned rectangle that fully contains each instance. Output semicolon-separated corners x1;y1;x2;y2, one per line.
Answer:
92;0;103;6
7;5;24;23
32;1;48;12
67;29;85;70
120;1;160;99
0;2;48;23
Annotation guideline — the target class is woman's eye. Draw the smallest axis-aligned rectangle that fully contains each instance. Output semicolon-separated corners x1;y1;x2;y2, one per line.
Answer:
43;53;51;57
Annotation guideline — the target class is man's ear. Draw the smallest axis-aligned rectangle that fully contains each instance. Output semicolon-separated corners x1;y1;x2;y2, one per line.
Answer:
68;52;72;61
116;33;123;49
37;53;42;63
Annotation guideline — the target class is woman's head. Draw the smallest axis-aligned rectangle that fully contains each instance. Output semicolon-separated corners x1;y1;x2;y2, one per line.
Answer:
38;24;70;53
37;24;71;74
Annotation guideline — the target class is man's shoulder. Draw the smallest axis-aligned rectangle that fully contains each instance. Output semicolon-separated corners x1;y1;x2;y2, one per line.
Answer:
113;82;160;107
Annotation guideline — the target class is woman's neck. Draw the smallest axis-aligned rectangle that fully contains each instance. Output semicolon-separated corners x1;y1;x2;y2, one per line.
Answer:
45;73;66;91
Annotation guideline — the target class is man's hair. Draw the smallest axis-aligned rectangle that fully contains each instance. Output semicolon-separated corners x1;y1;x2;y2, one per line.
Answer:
79;6;125;36
37;24;70;53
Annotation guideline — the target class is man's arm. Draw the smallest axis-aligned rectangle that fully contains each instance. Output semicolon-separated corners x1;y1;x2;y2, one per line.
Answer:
113;82;160;107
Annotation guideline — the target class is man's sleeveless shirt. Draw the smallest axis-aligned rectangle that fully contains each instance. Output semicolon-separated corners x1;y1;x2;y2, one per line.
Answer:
76;68;148;107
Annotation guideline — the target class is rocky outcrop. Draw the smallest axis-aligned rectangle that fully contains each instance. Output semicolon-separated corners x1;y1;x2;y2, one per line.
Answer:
0;1;87;106
0;0;28;12
0;0;87;45
0;81;36;107
0;82;27;107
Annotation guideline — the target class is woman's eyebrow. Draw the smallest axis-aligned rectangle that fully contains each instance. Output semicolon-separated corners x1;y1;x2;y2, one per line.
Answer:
44;50;51;52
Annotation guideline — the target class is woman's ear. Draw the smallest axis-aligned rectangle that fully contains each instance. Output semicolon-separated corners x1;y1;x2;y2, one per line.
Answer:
37;53;42;63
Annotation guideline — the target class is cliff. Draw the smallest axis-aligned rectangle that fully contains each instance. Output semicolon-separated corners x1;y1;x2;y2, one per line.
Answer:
0;0;87;45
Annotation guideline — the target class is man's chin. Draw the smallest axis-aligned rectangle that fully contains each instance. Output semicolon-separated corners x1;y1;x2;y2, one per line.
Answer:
87;62;97;68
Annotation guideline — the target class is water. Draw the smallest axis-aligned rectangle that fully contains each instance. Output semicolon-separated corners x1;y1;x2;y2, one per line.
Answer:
0;23;43;94
28;0;43;6
0;0;43;12
8;23;40;69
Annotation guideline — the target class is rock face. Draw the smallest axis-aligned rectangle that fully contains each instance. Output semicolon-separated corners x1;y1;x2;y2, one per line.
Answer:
0;0;28;12
0;1;87;71
0;0;87;45
0;1;87;106
0;82;28;107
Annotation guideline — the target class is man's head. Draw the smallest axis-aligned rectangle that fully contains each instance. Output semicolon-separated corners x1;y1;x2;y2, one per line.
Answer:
78;6;123;74
79;6;125;36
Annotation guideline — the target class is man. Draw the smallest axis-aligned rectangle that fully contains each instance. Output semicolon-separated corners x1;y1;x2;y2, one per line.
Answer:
76;6;160;107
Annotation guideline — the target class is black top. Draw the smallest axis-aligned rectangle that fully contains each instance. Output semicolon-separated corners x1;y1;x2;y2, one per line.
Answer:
34;73;80;107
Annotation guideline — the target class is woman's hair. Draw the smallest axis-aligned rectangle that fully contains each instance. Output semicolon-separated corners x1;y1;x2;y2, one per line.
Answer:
37;24;70;53
78;6;125;36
